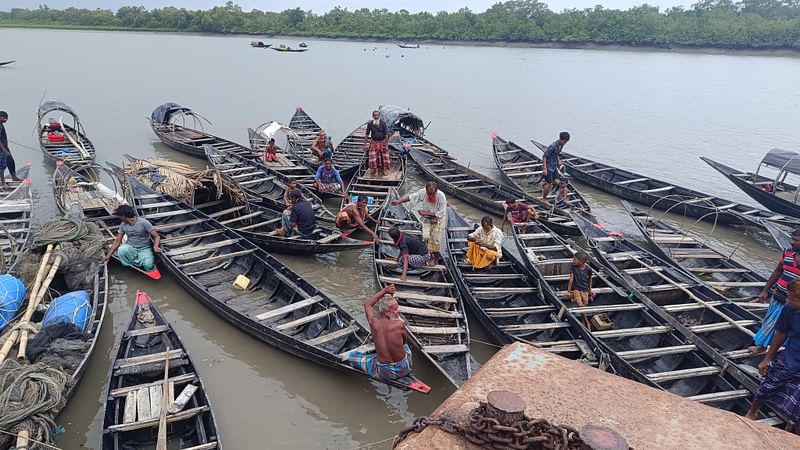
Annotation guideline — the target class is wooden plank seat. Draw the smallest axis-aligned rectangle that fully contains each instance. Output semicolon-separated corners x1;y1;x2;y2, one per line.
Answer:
641;186;675;194
407;325;465;335
255;296;324;321
275;309;336;331
422;344;469;354
484;305;556;317
471;287;537;294
556;287;615;297
584;167;615;174
145;209;194;219
166;239;242;257
501;322;571;331
379;276;454;288
399;306;463;319
305;324;357;346
570;304;646;314
177;249;256;268
138;201;180;209
706;281;766;288
374;259;446;271
207;206;248;218
592;326;670;338
616;344;697;359
107;406;210;433
161;230;225;244
220;211;262;224
125;325;170;338
113;349;184;371
687;390;751;403
239;177;277;187
394;291;457;304
647;367;721;382
615;177;649;185
110;373;197;398
689;321;758;333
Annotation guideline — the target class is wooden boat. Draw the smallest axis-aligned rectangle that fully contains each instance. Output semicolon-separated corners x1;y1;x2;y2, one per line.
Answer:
0;163;32;272
37;100;96;169
379;105;452;159
125;177;429;393
250;40;270;48
761;219;792;249
332;122;371;178
272;45;308;53
374;190;472;386
116;160;370;255
702;152;800;219
204;145;335;222
101;290;221;450
510;219;786;424
569;213;767;378
397;43;420;49
286;106;324;166
443;208;597;361
492;134;591;212
149;103;254;159
298;42;308;48
530;139;800;231
622;200;768;313
245;121;319;188
0;60;15;67
340;151;406;218
407;147;580;236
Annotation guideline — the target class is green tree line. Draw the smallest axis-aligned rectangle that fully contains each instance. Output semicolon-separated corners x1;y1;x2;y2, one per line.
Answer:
3;0;800;49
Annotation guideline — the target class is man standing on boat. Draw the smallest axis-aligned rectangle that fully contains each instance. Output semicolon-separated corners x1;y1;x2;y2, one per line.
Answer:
364;110;390;177
745;279;800;424
346;284;413;381
103;205;162;277
750;228;800;354
0;111;22;187
391;181;447;266
541;131;570;202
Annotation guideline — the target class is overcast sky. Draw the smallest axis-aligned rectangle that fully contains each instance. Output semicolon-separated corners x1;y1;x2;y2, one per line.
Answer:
3;1;691;13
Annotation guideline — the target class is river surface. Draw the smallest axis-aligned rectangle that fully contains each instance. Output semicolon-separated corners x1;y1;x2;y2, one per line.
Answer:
1;28;799;449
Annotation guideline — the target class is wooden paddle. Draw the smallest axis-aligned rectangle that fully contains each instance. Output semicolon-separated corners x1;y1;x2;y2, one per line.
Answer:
156;346;170;450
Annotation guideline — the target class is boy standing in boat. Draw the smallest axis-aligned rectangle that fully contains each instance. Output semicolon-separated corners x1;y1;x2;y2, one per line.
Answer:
347;284;413;381
750;228;800;354
364;110;390;177
745;278;800;424
0;111;22;187
103;205;162;276
567;251;594;329
391;181;447;266
541;131;570;202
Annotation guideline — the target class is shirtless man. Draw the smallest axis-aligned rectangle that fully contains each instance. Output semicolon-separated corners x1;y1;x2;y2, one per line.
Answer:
335;195;378;241
346;284;413;381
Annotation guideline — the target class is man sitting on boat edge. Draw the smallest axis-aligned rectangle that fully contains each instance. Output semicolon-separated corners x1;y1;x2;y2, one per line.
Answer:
466;216;504;269
336;195;379;241
745;278;800;424
346;284;413;381
103;205;162;276
274;190;316;237
388;226;433;281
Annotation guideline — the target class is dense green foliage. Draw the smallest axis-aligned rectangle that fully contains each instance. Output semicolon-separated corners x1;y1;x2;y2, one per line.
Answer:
3;0;800;49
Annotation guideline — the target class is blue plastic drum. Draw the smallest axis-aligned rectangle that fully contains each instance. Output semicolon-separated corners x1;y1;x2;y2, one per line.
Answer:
43;290;92;331
0;274;26;331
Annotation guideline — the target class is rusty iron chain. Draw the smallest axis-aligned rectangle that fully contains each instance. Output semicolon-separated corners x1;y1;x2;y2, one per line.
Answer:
393;402;588;449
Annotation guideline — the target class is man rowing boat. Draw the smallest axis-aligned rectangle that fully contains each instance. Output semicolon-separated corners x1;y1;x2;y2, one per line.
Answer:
347;284;413;381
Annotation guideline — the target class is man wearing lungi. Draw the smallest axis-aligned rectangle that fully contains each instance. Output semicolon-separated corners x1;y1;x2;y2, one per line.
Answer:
103;205;162;277
391;181;447;266
746;278;800;423
346;284;413;381
364;110;390;177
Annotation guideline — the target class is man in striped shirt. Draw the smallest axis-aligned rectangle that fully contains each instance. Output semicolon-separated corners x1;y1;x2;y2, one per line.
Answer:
750;228;800;354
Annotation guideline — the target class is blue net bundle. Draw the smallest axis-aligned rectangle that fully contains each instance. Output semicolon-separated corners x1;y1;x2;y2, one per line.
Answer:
0;275;25;332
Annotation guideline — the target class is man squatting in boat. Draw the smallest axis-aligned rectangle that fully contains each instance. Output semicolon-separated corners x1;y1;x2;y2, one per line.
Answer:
103;205;162;276
346;284;413;381
746;278;800;424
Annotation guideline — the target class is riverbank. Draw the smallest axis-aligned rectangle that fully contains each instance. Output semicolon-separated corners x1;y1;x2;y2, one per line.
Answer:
2;23;799;58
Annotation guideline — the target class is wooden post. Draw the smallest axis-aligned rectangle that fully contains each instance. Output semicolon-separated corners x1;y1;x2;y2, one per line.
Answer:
17;252;64;359
484;390;526;426
580;425;629;450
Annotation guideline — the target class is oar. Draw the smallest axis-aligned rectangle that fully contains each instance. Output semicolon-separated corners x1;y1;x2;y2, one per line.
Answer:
156;346;171;450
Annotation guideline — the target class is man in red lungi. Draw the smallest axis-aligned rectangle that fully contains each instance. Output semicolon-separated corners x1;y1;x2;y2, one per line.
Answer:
364;110;390;177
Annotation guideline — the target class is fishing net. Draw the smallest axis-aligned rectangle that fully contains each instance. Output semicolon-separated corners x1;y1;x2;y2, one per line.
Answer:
0;359;69;450
26;323;89;372
124;158;246;206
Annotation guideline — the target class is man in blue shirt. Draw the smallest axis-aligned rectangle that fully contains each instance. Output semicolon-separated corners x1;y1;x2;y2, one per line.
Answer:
541;131;570;202
314;158;345;195
274;190;316;237
746;278;800;423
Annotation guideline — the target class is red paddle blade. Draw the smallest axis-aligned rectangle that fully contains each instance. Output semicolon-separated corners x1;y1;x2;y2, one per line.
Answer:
144;268;162;280
407;379;431;394
135;290;152;305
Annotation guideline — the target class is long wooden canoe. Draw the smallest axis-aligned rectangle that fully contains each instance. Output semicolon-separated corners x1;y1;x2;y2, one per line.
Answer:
444;208;597;360
101;290;221;449
492;135;591;212
622;200;768;315
204;145;335;222
286;106;329;170
149;103;253;159
330;122;370;179
530;139;800;231
37;100;96;169
702;155;800;219
341;150;406;218
510;219;786;425
407;147;581;236
374;190;472;387
0;164;32;272
570;213;767;379
125;177;429;393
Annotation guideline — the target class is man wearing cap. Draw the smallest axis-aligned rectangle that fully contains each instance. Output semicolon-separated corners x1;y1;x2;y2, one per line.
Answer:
541;131;570;202
750;228;800;354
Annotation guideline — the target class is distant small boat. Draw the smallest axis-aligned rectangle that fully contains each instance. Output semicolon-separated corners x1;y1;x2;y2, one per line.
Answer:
397;43;419;49
272;44;308;53
250;41;270;48
0;60;15;67
298;42;308;48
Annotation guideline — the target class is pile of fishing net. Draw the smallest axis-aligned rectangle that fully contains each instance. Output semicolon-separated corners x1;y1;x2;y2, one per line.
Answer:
124;158;247;206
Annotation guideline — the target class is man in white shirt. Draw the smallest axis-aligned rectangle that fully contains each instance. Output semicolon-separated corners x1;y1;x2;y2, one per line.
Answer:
391;181;447;265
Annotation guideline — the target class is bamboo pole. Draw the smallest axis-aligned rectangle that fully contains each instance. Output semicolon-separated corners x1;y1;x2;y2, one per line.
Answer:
57;115;90;160
0;244;55;362
156;347;171;450
17;251;65;359
630;255;755;338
